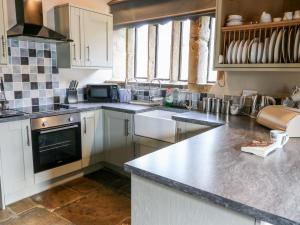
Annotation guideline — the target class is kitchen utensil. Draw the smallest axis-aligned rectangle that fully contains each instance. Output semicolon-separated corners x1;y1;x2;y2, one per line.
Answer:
251;95;258;116
260;96;276;109
282;29;288;63
221;100;231;115
227;41;235;64
248;38;258;64
270;130;289;148
291;86;300;102
283;12;293;20
237;40;245;64
262;38;269;64
268;30;278;63
242;40;250;64
294;10;300;19
273;17;282;22
274;29;283;63
232;41;240;64
230;104;241;115
228;15;243;20
260;11;272;23
288;28;295;63
219;55;224;64
257;42;264;63
203;97;212;113
294;28;300;62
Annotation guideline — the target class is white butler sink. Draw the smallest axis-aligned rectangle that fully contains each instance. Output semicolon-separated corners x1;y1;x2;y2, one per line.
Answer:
134;110;181;143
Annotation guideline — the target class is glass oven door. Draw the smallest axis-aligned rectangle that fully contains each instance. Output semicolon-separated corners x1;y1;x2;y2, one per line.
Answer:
32;123;82;173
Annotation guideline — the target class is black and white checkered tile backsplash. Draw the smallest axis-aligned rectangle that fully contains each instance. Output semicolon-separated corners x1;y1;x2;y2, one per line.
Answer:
0;39;68;109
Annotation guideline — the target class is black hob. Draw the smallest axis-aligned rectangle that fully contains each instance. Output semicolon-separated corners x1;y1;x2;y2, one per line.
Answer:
0;109;24;118
15;104;77;114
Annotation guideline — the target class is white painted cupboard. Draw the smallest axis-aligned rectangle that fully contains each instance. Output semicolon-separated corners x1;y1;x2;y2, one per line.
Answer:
81;110;104;168
0;120;34;207
104;110;134;168
0;0;8;65
55;4;113;69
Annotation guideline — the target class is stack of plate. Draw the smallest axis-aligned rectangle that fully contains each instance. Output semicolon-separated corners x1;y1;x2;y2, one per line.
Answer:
226;15;243;26
225;27;300;64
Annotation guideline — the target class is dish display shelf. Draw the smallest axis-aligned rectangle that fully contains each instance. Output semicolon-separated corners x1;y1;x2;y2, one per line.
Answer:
214;0;300;71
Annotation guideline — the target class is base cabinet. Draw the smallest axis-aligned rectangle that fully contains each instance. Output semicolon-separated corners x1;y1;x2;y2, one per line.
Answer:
104;110;133;168
134;136;171;158
81;110;104;168
0;120;34;206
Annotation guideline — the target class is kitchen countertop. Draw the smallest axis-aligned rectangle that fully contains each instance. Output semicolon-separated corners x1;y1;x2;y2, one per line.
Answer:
0;103;155;121
125;113;300;225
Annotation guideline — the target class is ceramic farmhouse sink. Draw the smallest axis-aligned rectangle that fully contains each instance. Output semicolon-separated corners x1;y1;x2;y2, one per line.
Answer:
134;110;182;143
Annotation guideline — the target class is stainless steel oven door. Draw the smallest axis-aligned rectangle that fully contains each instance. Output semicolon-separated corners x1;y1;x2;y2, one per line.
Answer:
32;123;82;173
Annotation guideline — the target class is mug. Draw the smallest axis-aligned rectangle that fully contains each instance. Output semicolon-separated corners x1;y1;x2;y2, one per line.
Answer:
270;130;289;148
291;86;300;102
283;12;293;20
294;10;300;19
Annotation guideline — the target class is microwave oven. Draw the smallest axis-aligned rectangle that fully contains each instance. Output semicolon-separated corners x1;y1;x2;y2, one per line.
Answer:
85;84;120;102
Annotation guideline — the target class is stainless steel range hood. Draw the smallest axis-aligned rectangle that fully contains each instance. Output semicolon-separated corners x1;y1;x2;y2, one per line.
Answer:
7;0;72;43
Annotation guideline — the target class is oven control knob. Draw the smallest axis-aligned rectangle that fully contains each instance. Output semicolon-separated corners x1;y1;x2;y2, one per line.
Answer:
69;117;74;122
42;121;48;127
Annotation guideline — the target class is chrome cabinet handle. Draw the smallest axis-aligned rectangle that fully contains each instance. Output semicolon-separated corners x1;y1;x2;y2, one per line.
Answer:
86;46;90;61
1;36;5;57
26;126;30;146
84;117;87;134
124;119;129;137
73;44;76;60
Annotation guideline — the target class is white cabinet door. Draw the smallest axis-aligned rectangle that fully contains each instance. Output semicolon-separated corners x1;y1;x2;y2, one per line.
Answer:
70;6;84;67
0;120;34;197
83;11;112;67
104;110;133;167
0;0;8;65
81;110;104;168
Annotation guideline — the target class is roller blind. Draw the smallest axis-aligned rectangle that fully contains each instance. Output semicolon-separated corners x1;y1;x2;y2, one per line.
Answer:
109;0;216;27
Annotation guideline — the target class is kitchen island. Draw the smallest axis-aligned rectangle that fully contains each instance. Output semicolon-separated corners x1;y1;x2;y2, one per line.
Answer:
125;113;300;225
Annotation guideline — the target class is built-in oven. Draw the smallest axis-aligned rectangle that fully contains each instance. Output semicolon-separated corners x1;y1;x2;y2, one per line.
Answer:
31;113;82;173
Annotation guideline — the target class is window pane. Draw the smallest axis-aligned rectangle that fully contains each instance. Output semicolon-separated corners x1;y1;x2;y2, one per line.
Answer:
179;20;191;81
156;22;172;80
208;18;217;82
135;25;149;78
113;28;127;80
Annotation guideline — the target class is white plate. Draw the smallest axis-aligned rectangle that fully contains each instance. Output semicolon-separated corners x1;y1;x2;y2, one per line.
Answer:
288;28;295;63
274;29;283;63
262;38;269;64
281;29;288;63
248;38;258;64
228;15;243;20
227;41;235;64
298;40;300;63
257;42;264;63
268;30;278;63
237;40;245;64
242;40;250;64
226;21;243;26
231;41;240;64
294;28;300;62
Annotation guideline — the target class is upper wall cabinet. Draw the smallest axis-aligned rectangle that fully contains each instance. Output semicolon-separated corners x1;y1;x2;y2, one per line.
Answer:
55;4;113;69
214;0;300;71
0;0;8;65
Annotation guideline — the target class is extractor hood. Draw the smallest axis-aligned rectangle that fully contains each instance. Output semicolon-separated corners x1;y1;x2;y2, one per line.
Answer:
7;0;72;43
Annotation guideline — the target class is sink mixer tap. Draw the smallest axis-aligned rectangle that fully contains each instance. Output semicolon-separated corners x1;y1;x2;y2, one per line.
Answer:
184;92;193;111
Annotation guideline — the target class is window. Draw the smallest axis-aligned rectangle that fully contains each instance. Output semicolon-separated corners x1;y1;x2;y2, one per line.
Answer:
156;21;173;80
179;19;191;81
135;25;149;79
207;17;217;83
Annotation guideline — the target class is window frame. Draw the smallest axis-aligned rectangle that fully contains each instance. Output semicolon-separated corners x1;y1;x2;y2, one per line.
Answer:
134;25;149;80
206;17;217;83
178;20;191;82
154;22;173;81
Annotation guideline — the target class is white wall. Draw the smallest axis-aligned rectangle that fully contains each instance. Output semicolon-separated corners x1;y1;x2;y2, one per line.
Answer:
42;0;113;88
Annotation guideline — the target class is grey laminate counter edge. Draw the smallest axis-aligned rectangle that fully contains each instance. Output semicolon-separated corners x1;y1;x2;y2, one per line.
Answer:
124;164;296;225
0;115;31;123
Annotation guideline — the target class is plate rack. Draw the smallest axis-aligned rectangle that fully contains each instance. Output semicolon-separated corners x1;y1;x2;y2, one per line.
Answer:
220;19;300;65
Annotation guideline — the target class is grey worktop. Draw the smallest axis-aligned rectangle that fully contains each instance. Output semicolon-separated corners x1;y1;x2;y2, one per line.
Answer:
125;114;300;225
172;111;227;126
0;103;155;121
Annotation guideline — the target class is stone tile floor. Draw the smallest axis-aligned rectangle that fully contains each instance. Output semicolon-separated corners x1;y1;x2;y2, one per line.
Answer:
0;169;131;225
